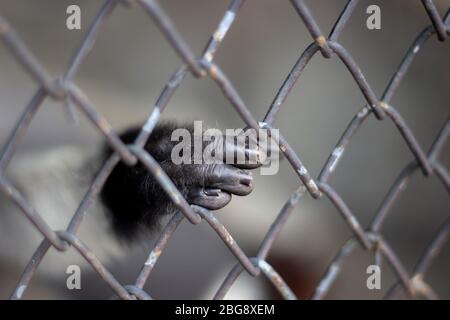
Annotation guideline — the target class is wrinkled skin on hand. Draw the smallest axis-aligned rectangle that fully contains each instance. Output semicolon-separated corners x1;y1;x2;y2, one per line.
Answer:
100;122;266;240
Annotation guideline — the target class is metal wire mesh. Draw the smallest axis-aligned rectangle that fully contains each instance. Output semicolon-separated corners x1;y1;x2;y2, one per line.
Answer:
0;0;449;300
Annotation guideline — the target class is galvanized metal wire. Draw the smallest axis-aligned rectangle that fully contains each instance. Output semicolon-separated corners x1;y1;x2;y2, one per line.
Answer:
0;0;449;300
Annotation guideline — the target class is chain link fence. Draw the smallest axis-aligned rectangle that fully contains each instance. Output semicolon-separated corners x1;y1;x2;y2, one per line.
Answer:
0;0;449;300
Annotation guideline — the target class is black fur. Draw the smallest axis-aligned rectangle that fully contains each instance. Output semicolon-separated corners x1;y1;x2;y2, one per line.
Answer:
100;122;195;240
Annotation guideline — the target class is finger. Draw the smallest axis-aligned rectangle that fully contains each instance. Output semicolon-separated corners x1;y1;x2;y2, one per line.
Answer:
221;130;264;169
202;164;253;196
187;187;232;210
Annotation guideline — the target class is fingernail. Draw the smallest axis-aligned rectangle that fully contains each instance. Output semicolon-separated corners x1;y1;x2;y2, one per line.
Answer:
204;188;221;197
239;172;253;186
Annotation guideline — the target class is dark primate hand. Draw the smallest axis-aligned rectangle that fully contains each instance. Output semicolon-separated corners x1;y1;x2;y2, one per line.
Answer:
100;122;267;240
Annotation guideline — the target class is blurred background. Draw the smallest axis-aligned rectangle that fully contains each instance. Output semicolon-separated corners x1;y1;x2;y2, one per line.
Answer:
0;0;449;299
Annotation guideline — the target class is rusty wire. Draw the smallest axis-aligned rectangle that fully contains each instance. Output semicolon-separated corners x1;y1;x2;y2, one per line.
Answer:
0;0;448;300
